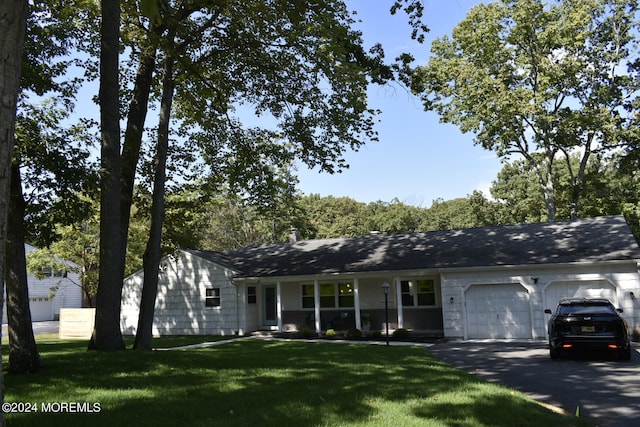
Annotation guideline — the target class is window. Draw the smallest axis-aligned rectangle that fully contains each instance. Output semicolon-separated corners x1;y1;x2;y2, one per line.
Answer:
302;285;315;308
401;279;436;307
301;282;354;308
416;279;436;306
401;281;414;306
338;283;354;307
247;286;257;304
319;284;335;308
205;288;221;307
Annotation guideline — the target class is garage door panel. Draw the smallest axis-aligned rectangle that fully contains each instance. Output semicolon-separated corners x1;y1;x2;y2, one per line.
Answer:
465;284;532;339
2;298;53;323
545;281;617;311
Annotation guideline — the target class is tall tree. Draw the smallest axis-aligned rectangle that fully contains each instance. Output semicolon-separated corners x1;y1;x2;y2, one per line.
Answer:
90;0;124;350
412;0;640;221
134;38;175;350
0;0;28;422
5;165;40;373
9;100;95;372
5;0;98;365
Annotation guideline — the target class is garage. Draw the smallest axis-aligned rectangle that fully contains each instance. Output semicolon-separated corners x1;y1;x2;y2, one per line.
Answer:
544;280;618;310
465;283;532;339
2;297;53;323
29;297;54;321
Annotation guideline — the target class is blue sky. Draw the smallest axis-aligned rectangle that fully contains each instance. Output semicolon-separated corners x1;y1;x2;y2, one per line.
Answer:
295;0;502;207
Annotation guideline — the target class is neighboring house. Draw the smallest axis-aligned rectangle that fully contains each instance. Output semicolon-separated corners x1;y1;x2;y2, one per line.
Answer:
121;215;640;340
2;244;83;323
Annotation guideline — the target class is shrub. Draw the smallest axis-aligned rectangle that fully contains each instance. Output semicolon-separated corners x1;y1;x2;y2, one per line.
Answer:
299;327;317;338
392;328;410;339
345;328;362;339
370;330;382;338
325;329;336;338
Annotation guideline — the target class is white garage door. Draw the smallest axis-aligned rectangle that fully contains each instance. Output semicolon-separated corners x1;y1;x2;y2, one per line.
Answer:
544;281;617;311
465;284;532;339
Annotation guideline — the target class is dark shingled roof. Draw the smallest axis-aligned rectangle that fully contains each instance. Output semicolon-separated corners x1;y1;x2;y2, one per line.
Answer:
186;215;640;279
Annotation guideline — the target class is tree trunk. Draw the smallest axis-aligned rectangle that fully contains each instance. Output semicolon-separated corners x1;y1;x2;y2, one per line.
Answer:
134;52;175;350
6;164;41;373
542;159;556;222
568;140;593;221
89;0;125;351
120;47;157;263
0;0;28;423
527;149;557;222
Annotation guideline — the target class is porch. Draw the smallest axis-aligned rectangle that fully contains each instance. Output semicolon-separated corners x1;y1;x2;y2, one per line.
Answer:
244;276;444;335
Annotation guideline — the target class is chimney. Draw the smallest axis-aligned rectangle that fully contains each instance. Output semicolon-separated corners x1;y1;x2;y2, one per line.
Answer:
289;227;299;243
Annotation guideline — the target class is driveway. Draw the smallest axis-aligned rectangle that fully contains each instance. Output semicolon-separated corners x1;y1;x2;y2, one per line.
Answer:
427;341;640;427
2;321;59;336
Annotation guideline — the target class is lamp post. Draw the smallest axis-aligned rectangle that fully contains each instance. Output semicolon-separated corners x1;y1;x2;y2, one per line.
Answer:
382;281;390;346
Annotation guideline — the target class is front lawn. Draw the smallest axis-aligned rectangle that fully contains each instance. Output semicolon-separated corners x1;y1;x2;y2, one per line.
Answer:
3;336;587;426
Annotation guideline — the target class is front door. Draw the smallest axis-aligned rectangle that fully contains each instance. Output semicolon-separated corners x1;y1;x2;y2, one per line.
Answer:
263;285;278;326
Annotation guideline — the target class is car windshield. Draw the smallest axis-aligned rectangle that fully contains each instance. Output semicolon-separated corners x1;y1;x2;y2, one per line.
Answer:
557;302;617;316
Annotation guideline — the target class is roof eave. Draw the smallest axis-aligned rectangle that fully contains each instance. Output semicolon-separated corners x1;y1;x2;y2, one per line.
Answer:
231;258;640;283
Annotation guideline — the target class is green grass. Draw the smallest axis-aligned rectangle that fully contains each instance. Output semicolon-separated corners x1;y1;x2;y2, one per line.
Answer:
2;336;588;427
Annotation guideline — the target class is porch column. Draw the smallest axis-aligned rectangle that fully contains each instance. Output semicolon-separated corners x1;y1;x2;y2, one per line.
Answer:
395;278;404;329
354;278;361;330
276;281;283;332
314;279;321;332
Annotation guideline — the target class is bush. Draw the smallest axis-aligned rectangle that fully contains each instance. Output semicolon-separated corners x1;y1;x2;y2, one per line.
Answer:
325;329;336;338
370;330;382;338
299;327;317;338
345;328;362;339
392;328;410;339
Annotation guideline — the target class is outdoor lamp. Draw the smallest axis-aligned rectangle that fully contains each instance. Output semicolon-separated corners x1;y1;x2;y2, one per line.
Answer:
382;282;390;346
382;281;390;295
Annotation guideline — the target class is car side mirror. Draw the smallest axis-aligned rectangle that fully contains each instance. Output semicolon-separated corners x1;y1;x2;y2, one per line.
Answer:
544;309;552;314
617;308;624;313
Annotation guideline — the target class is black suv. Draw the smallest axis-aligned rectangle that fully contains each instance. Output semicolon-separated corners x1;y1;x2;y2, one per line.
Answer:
545;298;631;360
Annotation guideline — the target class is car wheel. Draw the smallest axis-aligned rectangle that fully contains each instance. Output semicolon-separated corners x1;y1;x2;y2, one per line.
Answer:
620;345;631;361
550;345;560;359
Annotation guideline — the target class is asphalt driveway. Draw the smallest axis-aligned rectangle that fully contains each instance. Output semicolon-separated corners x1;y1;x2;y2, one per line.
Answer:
2;320;59;336
427;341;640;427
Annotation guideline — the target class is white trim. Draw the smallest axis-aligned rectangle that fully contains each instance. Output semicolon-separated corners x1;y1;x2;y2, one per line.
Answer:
276;282;283;332
314;279;321;332
231;259;640;283
354;278;361;330
395;277;403;329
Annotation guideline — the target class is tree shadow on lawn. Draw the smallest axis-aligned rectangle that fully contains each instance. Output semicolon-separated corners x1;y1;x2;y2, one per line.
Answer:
5;339;583;427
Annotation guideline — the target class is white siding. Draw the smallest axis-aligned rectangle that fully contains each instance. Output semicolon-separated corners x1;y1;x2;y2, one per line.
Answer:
121;251;242;336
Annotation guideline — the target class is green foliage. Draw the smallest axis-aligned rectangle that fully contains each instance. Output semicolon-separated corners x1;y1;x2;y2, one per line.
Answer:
413;0;640;221
490;153;640;238
392;328;410;339
345;328;363;339
15;101;97;246
298;194;370;239
325;329;336;337
296;192;508;240
138;0;160;24
298;327;317;338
